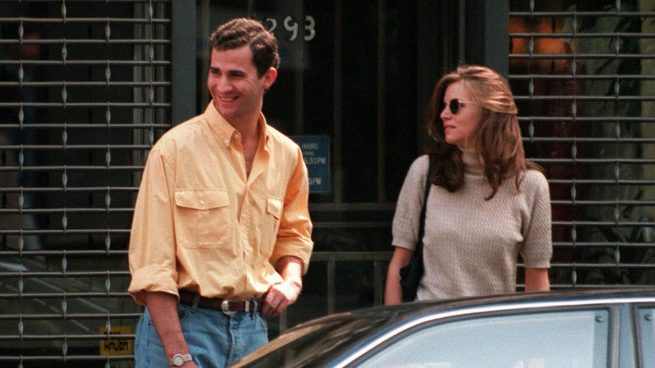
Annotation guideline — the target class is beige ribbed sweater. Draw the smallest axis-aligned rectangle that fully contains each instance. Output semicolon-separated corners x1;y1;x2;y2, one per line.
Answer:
392;151;552;300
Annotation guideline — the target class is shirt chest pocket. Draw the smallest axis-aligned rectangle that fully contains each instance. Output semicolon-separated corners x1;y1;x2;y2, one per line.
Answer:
266;197;282;220
255;196;283;256
174;190;232;249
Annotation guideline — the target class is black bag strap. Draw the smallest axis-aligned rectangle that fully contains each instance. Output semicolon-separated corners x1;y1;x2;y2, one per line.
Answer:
416;155;434;256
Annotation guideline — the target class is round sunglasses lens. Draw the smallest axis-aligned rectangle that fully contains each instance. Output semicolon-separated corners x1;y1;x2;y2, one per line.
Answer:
449;99;460;114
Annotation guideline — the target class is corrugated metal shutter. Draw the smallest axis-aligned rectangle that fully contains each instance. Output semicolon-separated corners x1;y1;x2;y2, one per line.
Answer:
0;1;170;366
509;1;655;288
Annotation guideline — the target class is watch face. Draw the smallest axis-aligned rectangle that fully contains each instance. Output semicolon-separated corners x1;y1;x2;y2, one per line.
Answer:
170;353;190;366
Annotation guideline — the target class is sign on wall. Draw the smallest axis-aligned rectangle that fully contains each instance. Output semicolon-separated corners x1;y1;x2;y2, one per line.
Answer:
292;135;330;193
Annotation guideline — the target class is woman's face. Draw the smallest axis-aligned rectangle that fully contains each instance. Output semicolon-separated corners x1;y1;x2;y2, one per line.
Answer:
440;81;482;150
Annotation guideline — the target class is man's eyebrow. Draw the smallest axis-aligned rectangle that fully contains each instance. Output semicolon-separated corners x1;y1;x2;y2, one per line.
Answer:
208;66;247;75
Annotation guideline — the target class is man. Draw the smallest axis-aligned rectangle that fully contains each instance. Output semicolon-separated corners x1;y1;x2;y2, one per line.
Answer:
128;18;313;368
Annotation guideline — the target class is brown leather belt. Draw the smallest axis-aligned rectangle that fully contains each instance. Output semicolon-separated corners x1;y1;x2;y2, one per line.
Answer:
178;289;262;315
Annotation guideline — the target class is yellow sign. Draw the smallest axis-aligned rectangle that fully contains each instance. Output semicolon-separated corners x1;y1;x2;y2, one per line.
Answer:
99;325;133;356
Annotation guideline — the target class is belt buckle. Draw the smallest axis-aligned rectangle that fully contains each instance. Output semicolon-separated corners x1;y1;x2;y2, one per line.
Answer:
245;300;255;314
221;300;236;315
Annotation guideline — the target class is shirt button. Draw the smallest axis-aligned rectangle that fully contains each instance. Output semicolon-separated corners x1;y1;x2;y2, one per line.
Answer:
200;200;206;206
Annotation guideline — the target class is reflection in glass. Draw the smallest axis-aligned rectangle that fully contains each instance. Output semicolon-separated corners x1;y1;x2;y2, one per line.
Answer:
360;310;609;368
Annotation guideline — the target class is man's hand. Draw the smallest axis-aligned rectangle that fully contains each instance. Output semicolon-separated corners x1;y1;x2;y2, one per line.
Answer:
262;279;301;318
262;256;304;318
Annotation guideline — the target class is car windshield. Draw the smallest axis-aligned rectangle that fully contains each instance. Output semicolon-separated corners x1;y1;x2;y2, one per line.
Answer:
230;315;391;367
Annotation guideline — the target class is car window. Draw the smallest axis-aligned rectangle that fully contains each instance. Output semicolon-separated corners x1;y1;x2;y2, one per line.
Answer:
357;309;609;368
637;306;655;367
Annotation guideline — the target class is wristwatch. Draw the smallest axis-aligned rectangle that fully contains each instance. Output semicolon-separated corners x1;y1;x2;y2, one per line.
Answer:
169;353;193;367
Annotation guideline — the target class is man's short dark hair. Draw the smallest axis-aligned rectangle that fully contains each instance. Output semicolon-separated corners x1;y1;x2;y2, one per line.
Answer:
210;18;280;78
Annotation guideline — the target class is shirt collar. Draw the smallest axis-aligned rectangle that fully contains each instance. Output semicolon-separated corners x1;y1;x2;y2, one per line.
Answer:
203;102;269;150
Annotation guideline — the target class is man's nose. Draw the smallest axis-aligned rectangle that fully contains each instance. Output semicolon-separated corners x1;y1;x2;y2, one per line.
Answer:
214;76;232;92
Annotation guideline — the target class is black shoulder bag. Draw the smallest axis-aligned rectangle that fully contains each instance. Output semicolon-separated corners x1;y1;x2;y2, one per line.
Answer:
399;155;433;302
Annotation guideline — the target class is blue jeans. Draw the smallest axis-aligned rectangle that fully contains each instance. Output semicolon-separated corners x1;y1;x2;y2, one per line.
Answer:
134;303;268;368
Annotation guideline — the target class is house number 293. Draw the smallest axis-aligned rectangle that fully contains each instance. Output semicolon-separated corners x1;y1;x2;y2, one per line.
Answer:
264;16;316;42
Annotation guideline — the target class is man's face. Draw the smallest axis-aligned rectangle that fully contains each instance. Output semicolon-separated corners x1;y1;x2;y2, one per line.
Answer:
207;45;277;125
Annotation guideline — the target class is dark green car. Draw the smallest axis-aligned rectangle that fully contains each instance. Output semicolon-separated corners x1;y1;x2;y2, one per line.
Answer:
231;288;655;368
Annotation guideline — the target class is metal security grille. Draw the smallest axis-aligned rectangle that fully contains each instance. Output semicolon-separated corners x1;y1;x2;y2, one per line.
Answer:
509;1;655;288
0;1;170;366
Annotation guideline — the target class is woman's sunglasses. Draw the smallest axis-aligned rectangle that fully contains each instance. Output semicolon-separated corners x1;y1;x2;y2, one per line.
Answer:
446;98;476;114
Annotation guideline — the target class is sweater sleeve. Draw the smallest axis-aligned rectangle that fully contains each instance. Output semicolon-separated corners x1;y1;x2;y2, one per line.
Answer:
391;155;430;250
520;170;553;268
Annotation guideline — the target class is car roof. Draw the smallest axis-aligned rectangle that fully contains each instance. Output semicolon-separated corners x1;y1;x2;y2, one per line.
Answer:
321;287;655;367
296;287;655;330
233;287;655;368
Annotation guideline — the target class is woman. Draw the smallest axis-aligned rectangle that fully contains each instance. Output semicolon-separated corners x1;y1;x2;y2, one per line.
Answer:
385;65;552;304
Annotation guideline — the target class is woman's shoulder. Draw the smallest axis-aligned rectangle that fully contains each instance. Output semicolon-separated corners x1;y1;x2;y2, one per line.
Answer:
406;154;431;177
524;168;547;181
521;169;549;192
398;155;431;190
410;154;430;169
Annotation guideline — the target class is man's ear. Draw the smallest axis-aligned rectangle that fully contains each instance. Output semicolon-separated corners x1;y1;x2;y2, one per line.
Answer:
262;67;278;90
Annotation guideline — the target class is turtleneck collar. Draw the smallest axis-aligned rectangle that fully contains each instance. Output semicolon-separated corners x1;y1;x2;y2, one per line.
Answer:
460;148;484;176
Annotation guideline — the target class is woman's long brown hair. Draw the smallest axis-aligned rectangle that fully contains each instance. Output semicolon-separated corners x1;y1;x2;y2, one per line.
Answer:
426;65;542;200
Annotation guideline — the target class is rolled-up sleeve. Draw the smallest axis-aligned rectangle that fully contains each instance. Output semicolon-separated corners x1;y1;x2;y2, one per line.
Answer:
270;147;314;274
128;145;179;305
